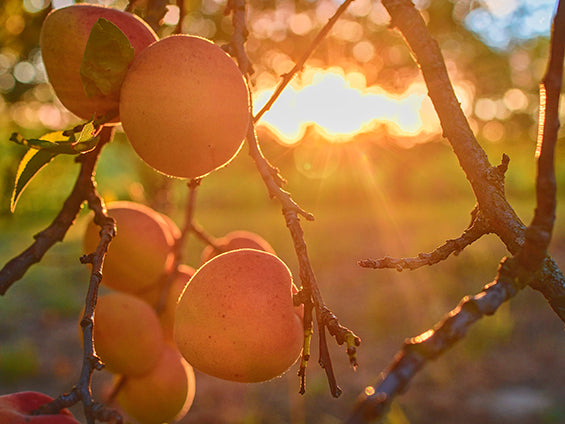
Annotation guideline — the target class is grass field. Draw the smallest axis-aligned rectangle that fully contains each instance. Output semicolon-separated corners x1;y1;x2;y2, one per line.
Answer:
1;130;564;423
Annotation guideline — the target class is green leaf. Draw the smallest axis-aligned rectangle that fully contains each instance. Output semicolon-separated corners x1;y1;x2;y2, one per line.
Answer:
10;121;100;155
10;148;58;212
80;18;135;98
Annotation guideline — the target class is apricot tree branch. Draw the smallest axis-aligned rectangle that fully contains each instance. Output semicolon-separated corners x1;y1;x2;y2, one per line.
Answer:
226;0;360;398
247;123;360;397
347;256;534;423
30;127;123;424
253;0;356;122
359;206;490;270
174;0;185;34
381;0;565;322
0;128;109;296
225;0;253;75
347;2;565;420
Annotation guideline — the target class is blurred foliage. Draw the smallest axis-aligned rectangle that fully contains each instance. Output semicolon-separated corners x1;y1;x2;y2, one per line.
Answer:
0;1;556;206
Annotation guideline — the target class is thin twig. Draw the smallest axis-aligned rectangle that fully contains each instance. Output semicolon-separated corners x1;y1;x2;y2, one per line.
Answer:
359;207;490;270
227;0;360;396
31;127;123;424
174;0;185;34
247;123;360;397
253;0;356;122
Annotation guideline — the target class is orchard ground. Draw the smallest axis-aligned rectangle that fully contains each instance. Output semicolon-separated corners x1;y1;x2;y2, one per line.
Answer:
1;128;565;424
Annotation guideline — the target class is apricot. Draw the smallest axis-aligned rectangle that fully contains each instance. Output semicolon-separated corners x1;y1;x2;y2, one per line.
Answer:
91;292;164;376
119;34;250;179
174;249;304;383
115;344;195;424
0;391;79;423
83;201;175;294
40;4;158;121
200;230;276;264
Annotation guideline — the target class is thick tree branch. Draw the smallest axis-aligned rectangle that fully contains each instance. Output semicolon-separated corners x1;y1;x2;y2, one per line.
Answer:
381;0;565;321
347;1;565;420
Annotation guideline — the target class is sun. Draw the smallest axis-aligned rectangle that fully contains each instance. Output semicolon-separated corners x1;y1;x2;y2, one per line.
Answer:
253;66;443;146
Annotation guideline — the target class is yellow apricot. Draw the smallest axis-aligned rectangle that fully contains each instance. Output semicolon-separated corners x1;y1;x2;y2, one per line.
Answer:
83;201;175;295
119;34;250;179
39;4;158;121
115;344;195;424
200;230;276;264
174;249;304;383
91;292;164;376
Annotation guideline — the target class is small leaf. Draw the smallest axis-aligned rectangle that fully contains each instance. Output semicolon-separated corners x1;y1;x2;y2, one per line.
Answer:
80;18;135;98
10;122;100;155
10;148;58;212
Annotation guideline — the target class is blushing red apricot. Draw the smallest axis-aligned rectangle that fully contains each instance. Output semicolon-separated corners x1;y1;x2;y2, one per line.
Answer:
40;4;158;121
200;230;276;264
91;292;164;376
119;34;250;179
0;391;80;423
82;201;175;295
174;249;303;383
115;344;195;424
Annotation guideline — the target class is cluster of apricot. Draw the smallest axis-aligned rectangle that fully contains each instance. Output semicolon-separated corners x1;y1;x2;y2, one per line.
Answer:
82;201;195;424
40;3;250;180
34;3;305;423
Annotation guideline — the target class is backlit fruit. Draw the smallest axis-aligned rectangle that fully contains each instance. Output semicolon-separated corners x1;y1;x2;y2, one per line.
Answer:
200;230;276;264
0;391;80;423
40;4;158;121
91;292;164;376
174;249;304;383
115;344;195;424
83;201;175;295
119;34;250;179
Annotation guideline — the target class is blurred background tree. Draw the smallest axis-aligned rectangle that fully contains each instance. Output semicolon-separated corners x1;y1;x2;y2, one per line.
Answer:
1;1;564;423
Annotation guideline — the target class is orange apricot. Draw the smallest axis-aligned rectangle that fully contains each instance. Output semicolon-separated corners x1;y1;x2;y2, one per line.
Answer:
174;249;303;383
200;230;276;264
82;201;175;295
40;4;158;121
91;292;164;376
119;34;250;179
115;344;195;424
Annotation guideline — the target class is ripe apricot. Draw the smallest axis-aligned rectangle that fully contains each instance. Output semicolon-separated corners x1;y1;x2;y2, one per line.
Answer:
115;344;195;424
0;391;79;423
91;292;164;376
200;230;276;264
119;34;250;179
174;249;303;383
83;201;175;295
40;4;158;121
